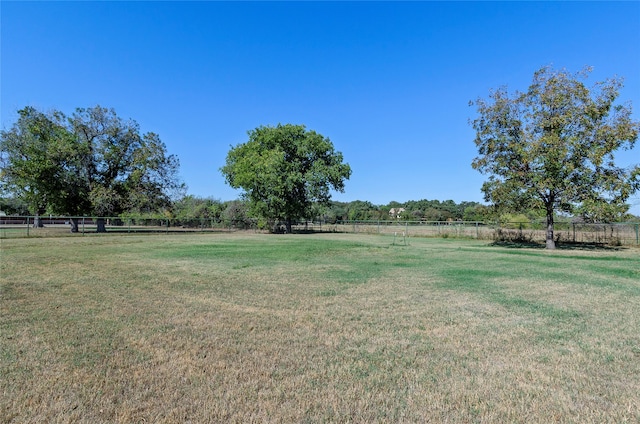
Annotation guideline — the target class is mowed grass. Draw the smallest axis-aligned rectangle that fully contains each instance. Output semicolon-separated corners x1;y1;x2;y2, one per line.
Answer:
1;233;639;423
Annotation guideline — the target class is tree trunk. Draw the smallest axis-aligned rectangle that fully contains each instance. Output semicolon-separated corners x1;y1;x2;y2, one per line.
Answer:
33;214;44;228
69;218;79;233
545;207;556;249
285;218;292;234
96;218;107;233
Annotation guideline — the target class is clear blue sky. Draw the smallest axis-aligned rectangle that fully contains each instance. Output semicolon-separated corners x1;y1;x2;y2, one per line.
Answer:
2;1;639;214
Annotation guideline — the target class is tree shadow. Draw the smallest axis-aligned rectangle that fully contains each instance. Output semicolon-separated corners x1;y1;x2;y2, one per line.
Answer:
554;242;627;252
490;240;627;251
490;241;545;249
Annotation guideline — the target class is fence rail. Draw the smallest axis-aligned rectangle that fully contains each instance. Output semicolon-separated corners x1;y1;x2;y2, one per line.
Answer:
313;220;640;246
0;216;248;238
1;216;639;246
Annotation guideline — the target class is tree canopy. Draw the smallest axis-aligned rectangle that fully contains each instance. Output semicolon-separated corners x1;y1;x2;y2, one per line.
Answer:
221;124;351;232
0;106;184;231
471;66;640;249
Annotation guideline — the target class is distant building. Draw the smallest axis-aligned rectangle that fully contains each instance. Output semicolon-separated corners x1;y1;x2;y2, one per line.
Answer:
389;208;406;219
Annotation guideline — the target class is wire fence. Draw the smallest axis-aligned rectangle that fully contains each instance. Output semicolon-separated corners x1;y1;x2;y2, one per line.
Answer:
313;220;640;246
0;216;249;238
1;216;639;246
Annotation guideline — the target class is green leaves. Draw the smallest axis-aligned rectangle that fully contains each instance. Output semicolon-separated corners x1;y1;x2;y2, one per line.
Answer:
221;124;351;231
0;107;78;215
0;105;184;218
471;66;640;247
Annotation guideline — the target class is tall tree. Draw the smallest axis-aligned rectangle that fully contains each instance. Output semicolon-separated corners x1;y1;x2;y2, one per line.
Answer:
0;105;184;232
71;107;183;220
221;124;351;233
0;107;85;227
471;66;639;249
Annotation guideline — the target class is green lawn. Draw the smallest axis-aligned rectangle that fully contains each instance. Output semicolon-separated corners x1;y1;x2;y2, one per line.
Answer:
2;233;639;423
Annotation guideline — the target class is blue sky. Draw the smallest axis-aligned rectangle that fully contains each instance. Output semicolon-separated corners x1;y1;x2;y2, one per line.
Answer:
2;1;639;214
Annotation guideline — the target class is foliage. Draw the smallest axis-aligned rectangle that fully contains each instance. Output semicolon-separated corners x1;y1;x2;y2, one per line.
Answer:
0;107;83;217
221;124;351;232
0;196;29;215
462;204;491;222
499;213;532;229
321;201;348;223
172;195;224;221
345;200;382;221
0;106;184;228
222;199;252;229
318;199;486;223
471;66;640;248
70;106;184;216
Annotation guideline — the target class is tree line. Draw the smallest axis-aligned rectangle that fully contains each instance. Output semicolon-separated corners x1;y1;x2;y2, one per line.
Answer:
171;197;490;224
0;194;488;225
0;106;183;231
4;190;636;229
2;66;639;247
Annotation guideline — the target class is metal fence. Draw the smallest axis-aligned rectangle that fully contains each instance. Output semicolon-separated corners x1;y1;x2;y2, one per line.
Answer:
2;216;639;246
0;216;251;238
295;220;640;246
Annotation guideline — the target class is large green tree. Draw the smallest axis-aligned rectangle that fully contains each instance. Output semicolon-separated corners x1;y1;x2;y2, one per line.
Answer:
70;107;184;224
0;105;184;232
221;124;351;233
0;107;85;227
471;66;639;249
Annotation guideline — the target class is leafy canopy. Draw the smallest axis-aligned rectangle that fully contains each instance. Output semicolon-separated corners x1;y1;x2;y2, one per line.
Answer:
0;106;184;218
221;124;351;230
0;107;86;215
471;66;639;248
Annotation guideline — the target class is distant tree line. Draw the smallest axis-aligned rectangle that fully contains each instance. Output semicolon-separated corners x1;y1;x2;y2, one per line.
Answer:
2;189;638;227
169;197;492;224
320;199;489;222
2;66;638;242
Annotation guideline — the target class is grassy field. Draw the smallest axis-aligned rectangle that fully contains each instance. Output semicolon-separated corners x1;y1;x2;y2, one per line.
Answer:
2;233;639;423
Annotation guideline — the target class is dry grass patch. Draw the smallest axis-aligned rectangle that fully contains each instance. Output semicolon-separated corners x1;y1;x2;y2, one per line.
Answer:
2;233;639;422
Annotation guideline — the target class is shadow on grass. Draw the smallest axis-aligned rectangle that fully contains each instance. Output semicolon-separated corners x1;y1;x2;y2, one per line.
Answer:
554;242;627;252
491;240;627;251
490;241;545;249
290;229;341;235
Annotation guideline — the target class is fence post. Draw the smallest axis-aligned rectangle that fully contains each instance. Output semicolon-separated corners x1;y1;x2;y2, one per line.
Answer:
26;216;30;237
636;223;639;245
